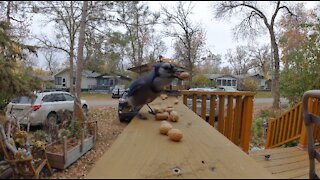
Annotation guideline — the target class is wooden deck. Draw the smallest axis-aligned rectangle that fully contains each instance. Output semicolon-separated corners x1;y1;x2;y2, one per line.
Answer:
250;146;320;179
87;97;274;179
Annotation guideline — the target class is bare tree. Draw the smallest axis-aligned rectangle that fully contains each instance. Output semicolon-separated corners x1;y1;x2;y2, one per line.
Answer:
212;1;297;109
225;46;253;75
43;49;60;75
162;1;206;83
35;1;83;95
248;44;272;78
114;1;160;66
198;50;222;74
0;1;35;40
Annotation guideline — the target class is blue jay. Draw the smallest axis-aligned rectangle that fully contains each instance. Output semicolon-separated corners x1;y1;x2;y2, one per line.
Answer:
120;61;185;120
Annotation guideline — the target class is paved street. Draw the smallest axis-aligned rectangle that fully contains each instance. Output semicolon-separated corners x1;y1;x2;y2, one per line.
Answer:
86;96;288;108
253;97;288;105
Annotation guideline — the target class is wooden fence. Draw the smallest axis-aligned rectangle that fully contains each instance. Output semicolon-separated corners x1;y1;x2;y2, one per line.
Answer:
265;98;320;149
181;90;256;153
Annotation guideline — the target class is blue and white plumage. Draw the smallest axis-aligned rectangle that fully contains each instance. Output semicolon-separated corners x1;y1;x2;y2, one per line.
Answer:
123;62;184;118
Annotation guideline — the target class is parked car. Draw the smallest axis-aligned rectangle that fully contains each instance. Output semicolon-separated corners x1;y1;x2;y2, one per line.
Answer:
6;91;89;127
112;85;126;99
118;90;139;123
217;86;238;92
186;87;219;122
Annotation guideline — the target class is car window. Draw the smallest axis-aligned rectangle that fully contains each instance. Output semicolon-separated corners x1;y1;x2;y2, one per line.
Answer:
42;94;54;102
53;93;66;102
11;96;36;104
63;93;74;101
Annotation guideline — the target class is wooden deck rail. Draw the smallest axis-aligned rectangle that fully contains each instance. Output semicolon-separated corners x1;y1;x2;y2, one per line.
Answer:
86;97;274;179
181;90;256;153
265;98;320;149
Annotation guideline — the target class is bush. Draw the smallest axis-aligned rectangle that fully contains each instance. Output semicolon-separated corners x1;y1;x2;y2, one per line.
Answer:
259;109;275;118
252;117;265;138
239;77;259;91
191;74;216;87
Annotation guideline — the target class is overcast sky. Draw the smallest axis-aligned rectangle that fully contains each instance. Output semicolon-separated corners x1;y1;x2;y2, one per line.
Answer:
30;1;318;69
148;1;318;63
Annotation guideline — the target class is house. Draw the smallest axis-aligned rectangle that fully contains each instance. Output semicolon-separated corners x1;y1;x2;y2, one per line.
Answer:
53;68;131;91
127;60;189;91
207;74;239;89
206;73;271;90
250;73;271;90
95;73;132;91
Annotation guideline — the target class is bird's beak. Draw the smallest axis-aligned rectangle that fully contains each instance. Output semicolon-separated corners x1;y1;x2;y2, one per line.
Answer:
173;67;185;80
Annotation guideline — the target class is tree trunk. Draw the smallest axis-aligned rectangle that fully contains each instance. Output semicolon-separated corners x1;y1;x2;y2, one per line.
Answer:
69;46;74;95
6;1;11;24
73;1;88;125
269;29;280;109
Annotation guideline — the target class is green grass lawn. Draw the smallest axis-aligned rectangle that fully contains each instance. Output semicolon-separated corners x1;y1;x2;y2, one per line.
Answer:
80;92;112;100
255;91;272;98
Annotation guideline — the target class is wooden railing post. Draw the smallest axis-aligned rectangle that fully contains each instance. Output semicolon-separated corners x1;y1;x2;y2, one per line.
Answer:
208;95;216;127
180;90;256;153
240;96;254;154
265;118;275;149
183;94;187;106
299;97;315;149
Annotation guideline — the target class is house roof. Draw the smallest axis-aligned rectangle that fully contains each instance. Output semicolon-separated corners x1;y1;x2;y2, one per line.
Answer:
96;73;132;81
82;70;100;78
127;60;189;74
54;68;101;78
206;74;257;80
29;73;54;81
207;74;240;79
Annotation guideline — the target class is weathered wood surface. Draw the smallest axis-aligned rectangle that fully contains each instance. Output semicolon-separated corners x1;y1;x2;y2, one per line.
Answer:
87;97;274;179
250;146;320;179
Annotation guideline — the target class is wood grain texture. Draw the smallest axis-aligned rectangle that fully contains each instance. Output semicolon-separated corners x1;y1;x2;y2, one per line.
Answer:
250;146;320;179
86;97;274;179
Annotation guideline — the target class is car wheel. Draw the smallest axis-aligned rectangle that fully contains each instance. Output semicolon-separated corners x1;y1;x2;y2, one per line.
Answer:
82;105;88;116
46;113;58;131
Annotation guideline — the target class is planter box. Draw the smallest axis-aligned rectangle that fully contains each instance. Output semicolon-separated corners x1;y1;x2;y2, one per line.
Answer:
46;135;94;170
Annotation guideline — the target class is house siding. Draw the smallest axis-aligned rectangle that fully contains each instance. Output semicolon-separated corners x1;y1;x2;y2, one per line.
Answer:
55;71;71;90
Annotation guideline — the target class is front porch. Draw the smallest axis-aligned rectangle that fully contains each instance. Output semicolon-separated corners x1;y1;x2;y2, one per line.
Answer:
250;146;319;179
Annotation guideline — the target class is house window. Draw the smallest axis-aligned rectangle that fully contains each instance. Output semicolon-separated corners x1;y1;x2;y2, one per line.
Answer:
222;79;227;86
55;77;62;85
232;80;236;86
227;80;231;86
104;79;109;85
217;79;221;86
110;79;114;86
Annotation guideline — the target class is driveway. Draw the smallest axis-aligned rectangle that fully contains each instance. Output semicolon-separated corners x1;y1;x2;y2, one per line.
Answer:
254;98;288;105
86;99;118;107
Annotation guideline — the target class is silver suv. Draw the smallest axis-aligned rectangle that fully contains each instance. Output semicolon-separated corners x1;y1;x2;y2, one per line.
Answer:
6;91;88;127
112;85;125;98
186;88;219;121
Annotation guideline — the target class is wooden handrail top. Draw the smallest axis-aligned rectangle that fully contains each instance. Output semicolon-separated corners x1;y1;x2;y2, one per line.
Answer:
181;90;256;96
86;97;273;179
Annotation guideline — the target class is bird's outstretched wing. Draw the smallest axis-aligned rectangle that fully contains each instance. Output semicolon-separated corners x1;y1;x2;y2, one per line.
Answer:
127;78;146;97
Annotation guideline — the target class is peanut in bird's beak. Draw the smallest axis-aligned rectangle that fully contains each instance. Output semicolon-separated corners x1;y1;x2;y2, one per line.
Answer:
173;67;186;80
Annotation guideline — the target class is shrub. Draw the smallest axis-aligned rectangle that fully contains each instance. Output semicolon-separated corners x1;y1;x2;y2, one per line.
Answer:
191;74;216;87
239;77;259;91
